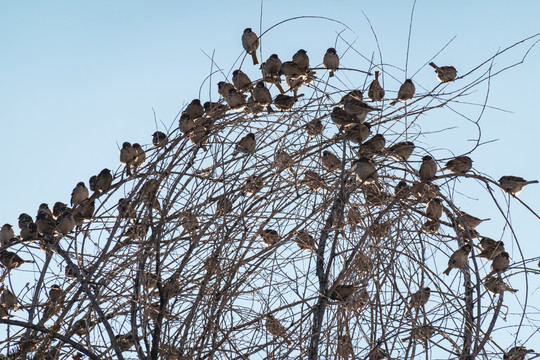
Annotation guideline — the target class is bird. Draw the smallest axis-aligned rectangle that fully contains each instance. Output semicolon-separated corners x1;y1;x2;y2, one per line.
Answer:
71;182;89;207
321;151;342;171
339;89;364;104
402;325;435;342
498;176;538;195
294;230;316;252
429;62;457;83
387;141;415;162
90;169;113;193
358;134;386;156
330;107;356;129
323;48;339;77
487;251;510;276
49;284;65;303
119;142;137;175
329;284;359;301
407;287;431;314
252;81;274;112
390;79;415;106
442;155;472;174
443;244;473;275
343;123;371;144
243;174;264;195
0;250;35;270
232;69;253;93
273;94;303;111
242;28;259;65
368;70;385;101
367;342;390;360
0;224;15;246
178;112;196;136
233;133;256;156
394;180;410;197
352;157;378;184
72;318;91;337
55;211;75;236
279;61;305;79
456;210;490;230
303;170;326;191
337;335;353;359
73;199;95;223
262;54;285;94
292;49;310;72
265;314;291;345
0;304;11;319
38;203;53;218
0;286;18;311
217;81;235;98
184;99;204;120
20;222;38;241
215;196;233;215
117;198;135;220
35;212;56;236
115;333;135;352
477;238;505;260
52;201;69;219
419;155;437;181
344;98;380;122
425;198;443;220
203;101;228;119
484;276;518;295
18;213;33;229
305;118;323;138
274;149;293;170
260;229;279;246
225;88;247;110
504;347;535;360
421;219;440;234
132;143;146;169
152;131;168;149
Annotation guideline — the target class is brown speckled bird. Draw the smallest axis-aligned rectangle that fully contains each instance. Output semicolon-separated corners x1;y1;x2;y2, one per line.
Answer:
323;48;339;77
443;244;472;275
368;70;385;101
498;176;538;195
242;28;259;65
429;62;457;83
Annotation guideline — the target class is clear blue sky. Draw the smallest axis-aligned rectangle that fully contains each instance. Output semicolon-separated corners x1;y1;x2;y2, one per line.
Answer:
1;0;539;353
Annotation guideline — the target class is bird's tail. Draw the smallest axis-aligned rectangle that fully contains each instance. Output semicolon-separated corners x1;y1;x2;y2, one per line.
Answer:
251;53;259;66
443;267;451;276
329;70;335;77
525;180;539;185
390;99;398;106
429;62;439;69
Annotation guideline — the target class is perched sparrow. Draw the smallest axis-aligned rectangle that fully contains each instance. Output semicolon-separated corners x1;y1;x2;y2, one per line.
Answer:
278;61;305;79
456;210;490;230
0;224;15;246
347;205;362;229
243;174;264;195
232;69;253;93
215;196;233;215
38;203;53;218
343;123;371;144
184;99;204;120
504;347;534;360
18;213;33;229
179;112;196;135
72;318;91;337
352;157;378;184
20;222;38;241
321;150;342;171
429;62;457;83
330;107;356;129
284;74;305;97
36;212;56;236
260;229;279;246
443;244;472;275
359;134;386;156
425;198;443;220
274;149;294;170
139;179;161;211
265;314;291;345
337;335;353;359
402;325;435;343
419;155;437;181
217;81;235;98
498;176;538;195
132;143;146;169
343;98;380;122
0;304;10;319
262;54;282;82
390;79;415;106
117;198;135;220
394;180;410;197
484;276;518;295
421;219;440;234
0;286;18;311
387;141;415;162
71;182;89;207
55;211;76;236
294;230;316;252
203;101;228;119
90;169;113;193
367;70;385;101
442;155;472;174
245;95;264;115
407;287;431;313
0;250;35;269
252;81;274;112
273;94;302;111
487;251;510;276
305;118;323;138
152;131;168;149
367;342;390;360
188;124;209;150
477;238;505;260
339;89;364;104
329;284;358;301
73;199;95;223
241;28;259;65
52;202;68;219
180;212;199;233
233;133;256;156
303;170;326;191
49;284;65;303
120;142;137;175
323;47;339;77
225;88;247;110
292;49;310;71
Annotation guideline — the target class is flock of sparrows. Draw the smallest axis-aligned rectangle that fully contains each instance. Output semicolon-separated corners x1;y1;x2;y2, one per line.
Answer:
0;26;538;359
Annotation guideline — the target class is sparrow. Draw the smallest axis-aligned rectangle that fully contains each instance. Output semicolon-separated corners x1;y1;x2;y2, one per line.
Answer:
265;314;291;345
477;238;505;260
394;180;410;197
402;325;435;343
0;304;10;319
284;74;305;97
260;229;279;246
71;182;89;207
52;201;69;219
139;179;161;211
242;28;259;65
352;157;378;184
367;342;390;360
262;54;282;83
217;81;235;98
225;88;247;110
321;150;342;171
180;212;199;233
390;79;415;106
358;134;386;156
504;347;534;360
203;101;228;119
292;49;310;72
36;212;57;236
337;335;353;359
421;219;440;234
407;287;431;313
278;61;305;79
73;199;95;223
73;318;91;337
419;155;437;181
152;131;168;149
233;133;256;156
0;224;15;246
456;210;490;230
188;124;209;150
243;174;264;195
55;211;76;236
0;250;35;269
294;230;316;252
339;89;364;104
184;99;204;120
232;69;253;93
273;94;303;111
303;170;326;191
179;112;196;135
245;95;264;115
305;118;323;138
0;286;18;311
274;149;293;170
117;198;135;220
429;62;457;83
252;81;275;112
49;284;65;303
20;222;38;241
347;205;362;228
498;176;538;195
90;168;113;193
38;203;53;218
367;70;385;101
144;272;159;290
18;213;33;229
484;276;518;295
330;107;356;129
115;333;135;352
343;98;380;122
120;142;137;175
132;143;146;169
329;284;358;301
487;251;510;276
387;141;415;162
343;122;372;144
216;196;233;215
323;48;339;77
424;198;443;221
443;244;473;275
442;155;472;174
